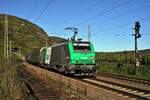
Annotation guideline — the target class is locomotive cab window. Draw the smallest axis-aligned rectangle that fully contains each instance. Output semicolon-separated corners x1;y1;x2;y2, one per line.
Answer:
73;42;91;52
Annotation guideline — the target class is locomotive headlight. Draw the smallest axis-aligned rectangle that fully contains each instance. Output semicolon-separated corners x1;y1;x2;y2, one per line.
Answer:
90;56;94;60
66;56;69;60
66;56;70;62
90;56;94;63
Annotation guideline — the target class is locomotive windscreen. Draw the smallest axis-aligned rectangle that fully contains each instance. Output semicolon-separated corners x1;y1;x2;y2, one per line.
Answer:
72;42;91;52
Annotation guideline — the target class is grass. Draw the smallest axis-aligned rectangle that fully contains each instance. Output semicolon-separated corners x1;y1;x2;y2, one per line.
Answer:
98;61;150;81
45;74;86;100
0;58;37;100
0;59;21;100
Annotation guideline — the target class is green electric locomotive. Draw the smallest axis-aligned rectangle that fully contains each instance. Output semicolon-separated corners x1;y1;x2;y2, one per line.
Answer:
25;27;97;75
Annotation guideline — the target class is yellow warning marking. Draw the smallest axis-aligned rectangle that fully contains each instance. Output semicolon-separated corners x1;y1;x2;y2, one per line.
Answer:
120;88;127;90
136;92;144;95
142;94;150;97
129;91;138;93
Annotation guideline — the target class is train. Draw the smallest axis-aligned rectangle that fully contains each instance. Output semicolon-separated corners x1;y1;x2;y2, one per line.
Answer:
25;28;97;76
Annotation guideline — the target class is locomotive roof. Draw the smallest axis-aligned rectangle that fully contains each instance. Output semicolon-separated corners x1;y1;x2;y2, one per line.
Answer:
46;40;91;48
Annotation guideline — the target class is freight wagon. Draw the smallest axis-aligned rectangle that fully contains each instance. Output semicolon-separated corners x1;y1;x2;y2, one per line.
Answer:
25;41;97;75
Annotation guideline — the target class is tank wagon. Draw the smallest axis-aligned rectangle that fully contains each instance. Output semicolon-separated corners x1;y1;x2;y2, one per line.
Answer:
25;41;96;75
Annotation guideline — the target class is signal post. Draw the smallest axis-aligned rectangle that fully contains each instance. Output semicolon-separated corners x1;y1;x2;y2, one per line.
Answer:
133;21;141;67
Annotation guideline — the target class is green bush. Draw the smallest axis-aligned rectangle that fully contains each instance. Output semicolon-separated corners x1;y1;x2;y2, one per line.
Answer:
141;55;150;65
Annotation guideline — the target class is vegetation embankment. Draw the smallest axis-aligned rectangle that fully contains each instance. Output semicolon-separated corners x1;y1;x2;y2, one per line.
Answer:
0;14;66;99
96;50;150;80
0;58;39;100
0;14;65;58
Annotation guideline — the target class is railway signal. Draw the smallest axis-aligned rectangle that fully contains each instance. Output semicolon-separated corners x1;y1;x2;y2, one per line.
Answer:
132;21;141;67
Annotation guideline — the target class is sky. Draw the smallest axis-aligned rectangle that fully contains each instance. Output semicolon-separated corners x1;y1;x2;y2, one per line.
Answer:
0;0;150;52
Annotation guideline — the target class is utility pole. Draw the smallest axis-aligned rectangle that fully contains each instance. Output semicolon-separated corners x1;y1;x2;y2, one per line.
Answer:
133;21;141;67
4;14;9;60
88;25;91;42
9;24;14;58
46;37;48;47
4;17;6;60
6;15;9;60
9;41;12;58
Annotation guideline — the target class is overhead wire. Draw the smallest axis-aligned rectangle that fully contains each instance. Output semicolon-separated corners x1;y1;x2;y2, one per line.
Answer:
76;0;133;26
49;0;105;33
48;0;132;36
76;0;105;16
34;0;53;22
114;33;150;37
78;1;149;38
63;0;133;39
93;16;150;36
28;0;39;17
91;4;150;27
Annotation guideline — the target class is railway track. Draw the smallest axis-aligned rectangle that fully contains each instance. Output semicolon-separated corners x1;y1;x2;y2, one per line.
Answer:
82;72;150;100
19;67;59;100
82;77;150;100
98;73;150;85
96;73;150;92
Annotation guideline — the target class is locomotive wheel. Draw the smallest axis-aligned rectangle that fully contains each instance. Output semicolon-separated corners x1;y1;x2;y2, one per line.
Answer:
57;66;65;73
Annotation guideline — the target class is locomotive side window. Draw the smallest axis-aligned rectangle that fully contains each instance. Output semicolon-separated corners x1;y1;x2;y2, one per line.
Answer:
73;43;91;52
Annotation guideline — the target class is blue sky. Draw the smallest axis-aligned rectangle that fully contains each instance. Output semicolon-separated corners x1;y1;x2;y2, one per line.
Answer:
0;0;150;52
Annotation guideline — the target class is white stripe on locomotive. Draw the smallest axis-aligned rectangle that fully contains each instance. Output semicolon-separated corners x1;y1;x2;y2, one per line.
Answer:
45;47;52;64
